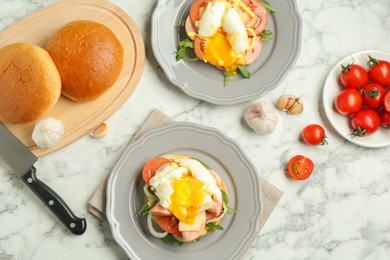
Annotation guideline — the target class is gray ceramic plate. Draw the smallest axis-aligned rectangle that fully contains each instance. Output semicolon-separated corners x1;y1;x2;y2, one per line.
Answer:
151;0;302;105
106;122;262;260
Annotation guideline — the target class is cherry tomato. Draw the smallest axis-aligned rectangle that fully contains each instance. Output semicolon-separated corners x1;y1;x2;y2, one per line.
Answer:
383;91;390;112
189;0;212;24
361;83;386;109
335;88;363;116
302;124;328;146
142;158;170;185
156;216;182;237
340;63;369;89
287;155;314;180
367;55;390;87
351;109;381;137
380;109;390;129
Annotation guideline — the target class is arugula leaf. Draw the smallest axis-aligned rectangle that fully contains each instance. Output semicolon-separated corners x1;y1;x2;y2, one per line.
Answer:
179;38;193;48
220;189;239;214
221;189;229;205
206;222;224;232
260;30;274;41
193;158;211;169
178;20;186;27
176;38;198;61
138;203;152;216
258;0;276;13
147;187;158;198
238;65;251;78
226;206;240;214
223;71;230;87
163;234;184;246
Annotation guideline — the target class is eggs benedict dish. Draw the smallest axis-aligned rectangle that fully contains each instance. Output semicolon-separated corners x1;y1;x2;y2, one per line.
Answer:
182;0;270;77
139;154;234;244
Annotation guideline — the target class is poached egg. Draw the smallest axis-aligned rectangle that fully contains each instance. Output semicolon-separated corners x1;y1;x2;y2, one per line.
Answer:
196;0;250;74
149;157;222;224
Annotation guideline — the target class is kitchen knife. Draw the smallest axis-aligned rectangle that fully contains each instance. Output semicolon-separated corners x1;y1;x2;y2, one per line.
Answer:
0;123;86;235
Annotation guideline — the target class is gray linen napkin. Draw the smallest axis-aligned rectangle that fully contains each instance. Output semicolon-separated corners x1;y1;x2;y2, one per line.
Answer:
87;109;283;231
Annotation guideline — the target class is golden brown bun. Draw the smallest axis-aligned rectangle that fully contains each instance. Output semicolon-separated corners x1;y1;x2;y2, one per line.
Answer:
46;20;124;102
0;43;61;124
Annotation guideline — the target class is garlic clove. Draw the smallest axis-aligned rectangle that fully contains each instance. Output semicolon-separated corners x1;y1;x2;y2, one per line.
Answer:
276;95;304;115
90;123;109;138
32;117;64;148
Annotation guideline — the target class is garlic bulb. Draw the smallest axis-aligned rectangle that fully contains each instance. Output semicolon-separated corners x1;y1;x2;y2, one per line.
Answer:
244;101;278;134
32;117;64;148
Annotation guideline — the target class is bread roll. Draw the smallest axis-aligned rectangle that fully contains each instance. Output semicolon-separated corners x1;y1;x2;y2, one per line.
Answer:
46;20;124;102
0;43;61;124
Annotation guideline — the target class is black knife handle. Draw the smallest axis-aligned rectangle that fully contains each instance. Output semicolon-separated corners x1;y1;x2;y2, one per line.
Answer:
21;166;87;235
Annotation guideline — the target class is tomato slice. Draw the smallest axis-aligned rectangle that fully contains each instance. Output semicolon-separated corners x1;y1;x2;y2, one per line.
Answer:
193;36;205;61
287;155;314;180
156;215;182;237
384;91;390;112
239;0;268;35
142;157;171;185
189;0;212;24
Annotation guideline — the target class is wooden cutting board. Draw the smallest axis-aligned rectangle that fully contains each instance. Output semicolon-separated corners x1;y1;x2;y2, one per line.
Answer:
0;0;145;157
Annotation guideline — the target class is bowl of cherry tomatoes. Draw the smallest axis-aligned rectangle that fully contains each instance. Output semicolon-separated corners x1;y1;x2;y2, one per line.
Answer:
323;50;390;148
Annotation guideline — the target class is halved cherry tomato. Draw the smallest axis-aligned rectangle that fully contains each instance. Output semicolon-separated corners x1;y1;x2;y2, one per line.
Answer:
380;109;390;129
334;88;363;116
340;63;369;89
351;109;381;137
156;216;182;237
142;157;170;185
367;55;390;87
287;155;314;180
302;124;328;146
361;83;386;109
383;91;390;112
189;0;212;24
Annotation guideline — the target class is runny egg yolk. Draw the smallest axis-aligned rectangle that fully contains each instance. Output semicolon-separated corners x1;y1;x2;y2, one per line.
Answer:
202;30;245;76
169;175;208;224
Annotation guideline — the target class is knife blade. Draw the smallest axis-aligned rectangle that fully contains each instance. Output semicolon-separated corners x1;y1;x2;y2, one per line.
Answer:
0;123;86;235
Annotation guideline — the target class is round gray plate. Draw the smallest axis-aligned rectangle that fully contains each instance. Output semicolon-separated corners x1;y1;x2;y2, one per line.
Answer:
151;0;302;105
106;122;263;260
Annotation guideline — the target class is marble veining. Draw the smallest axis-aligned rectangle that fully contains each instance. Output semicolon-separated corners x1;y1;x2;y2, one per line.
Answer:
0;0;390;259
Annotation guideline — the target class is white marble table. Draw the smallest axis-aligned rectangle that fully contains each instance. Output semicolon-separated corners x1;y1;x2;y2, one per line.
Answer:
1;0;390;259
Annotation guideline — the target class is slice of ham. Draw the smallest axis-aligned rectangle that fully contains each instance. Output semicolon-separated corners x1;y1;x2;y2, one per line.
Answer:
244;36;262;65
206;199;223;221
181;222;206;242
185;15;197;40
150;202;172;216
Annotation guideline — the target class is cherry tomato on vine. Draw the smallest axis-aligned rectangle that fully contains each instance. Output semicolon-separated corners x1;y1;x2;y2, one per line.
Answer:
340;63;369;89
302;124;328;146
351;109;381;137
287;155;314;180
361;83;386;109
380;109;390;129
335;88;363;116
367;55;390;87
